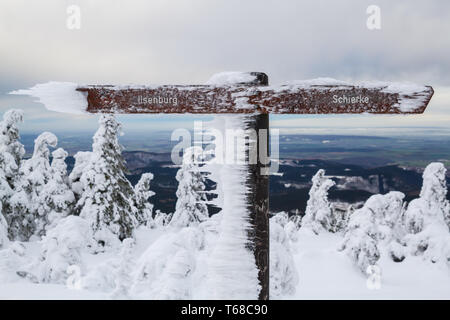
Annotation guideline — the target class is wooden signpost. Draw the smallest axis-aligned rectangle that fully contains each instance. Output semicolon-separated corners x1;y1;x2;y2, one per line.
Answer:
22;72;435;300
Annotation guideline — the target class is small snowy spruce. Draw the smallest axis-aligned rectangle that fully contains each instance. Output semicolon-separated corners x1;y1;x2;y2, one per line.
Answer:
33;215;93;283
339;192;405;272
284;220;299;243
133;173;155;227
169;147;208;228
0;110;25;238
153;210;172;227
401;162;450;265
301;169;336;234
69;151;92;201
330;202;354;232
271;212;298;242
271;211;289;227
75;115;139;246
270;218;299;298
0;211;8;249
38;148;75;232
9;132;57;240
0;109;24;183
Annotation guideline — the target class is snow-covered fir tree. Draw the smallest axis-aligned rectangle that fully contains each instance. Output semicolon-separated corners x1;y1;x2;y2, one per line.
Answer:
0;109;24;184
289;209;302;227
69;151;92;201
446;208;450;230
75;115;138;246
330;202;355;232
133;173;155;227
169;147;208;228
401;162;450;265
284;220;298;242
153;210;172;227
270;214;299;298
339;192;405;272
0;211;8;249
301;169;336;234
271;211;289;227
340;211;379;272
0;168;11;242
9;132;57;240
0;109;25;236
270;212;299;242
38;148;75;232
32;215;93;283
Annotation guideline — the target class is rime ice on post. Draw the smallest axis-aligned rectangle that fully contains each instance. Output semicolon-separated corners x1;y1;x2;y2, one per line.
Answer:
11;72;434;300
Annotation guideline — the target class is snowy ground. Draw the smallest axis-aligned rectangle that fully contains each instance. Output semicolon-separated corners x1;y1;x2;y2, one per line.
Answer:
0;213;250;300
0;282;108;300
0;227;165;300
284;232;450;300
1;227;449;299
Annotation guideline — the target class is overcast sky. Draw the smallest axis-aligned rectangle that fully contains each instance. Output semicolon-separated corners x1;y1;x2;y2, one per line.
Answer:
1;0;449;135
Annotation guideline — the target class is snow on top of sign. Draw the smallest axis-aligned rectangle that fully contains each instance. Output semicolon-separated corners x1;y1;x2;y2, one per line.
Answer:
10;82;88;115
10;78;431;114
284;77;352;87
205;72;258;86
276;78;428;92
380;82;431;112
268;78;430;113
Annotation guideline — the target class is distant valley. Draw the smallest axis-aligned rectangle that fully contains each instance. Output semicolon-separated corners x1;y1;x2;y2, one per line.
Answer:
21;133;450;215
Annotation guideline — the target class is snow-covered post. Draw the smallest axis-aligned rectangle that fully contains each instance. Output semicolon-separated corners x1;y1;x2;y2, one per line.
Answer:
245;95;270;300
202;72;270;299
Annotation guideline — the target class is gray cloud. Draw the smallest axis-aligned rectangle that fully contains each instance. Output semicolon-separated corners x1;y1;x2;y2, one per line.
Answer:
0;0;449;133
